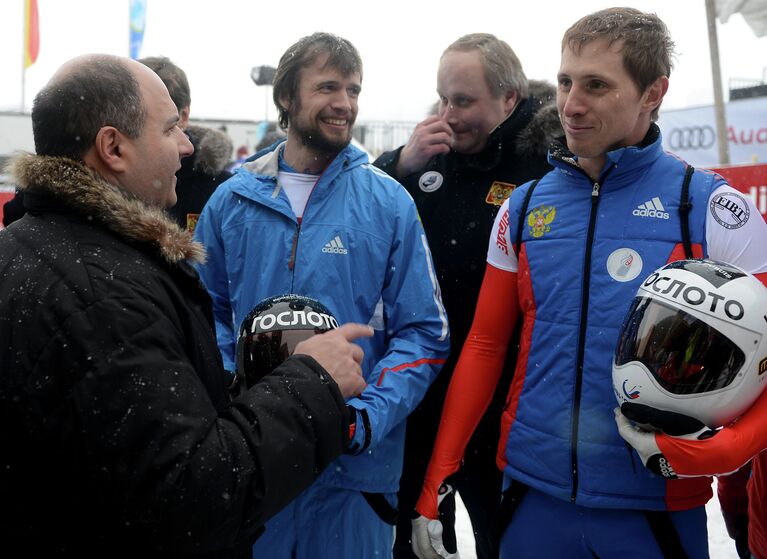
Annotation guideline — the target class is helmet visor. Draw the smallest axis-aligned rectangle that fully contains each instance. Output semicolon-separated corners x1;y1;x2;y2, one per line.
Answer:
236;328;320;388
615;297;745;395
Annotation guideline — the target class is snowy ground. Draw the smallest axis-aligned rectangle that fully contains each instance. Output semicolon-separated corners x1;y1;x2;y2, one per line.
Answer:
454;479;738;558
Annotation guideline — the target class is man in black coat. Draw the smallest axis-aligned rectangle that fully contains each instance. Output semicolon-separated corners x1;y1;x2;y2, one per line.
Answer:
374;33;561;559
0;53;369;558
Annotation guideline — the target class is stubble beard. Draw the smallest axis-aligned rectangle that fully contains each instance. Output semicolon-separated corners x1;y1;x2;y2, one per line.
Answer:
289;106;353;157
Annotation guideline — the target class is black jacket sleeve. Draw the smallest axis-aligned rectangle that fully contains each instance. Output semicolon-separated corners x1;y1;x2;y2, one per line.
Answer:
372;147;404;180
35;294;349;554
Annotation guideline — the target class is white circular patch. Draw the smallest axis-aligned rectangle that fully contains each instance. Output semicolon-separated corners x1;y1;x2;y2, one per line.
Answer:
418;171;444;193
709;191;750;229
606;248;643;282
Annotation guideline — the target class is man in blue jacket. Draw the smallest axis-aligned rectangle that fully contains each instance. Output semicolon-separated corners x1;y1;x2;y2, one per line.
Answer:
194;32;450;558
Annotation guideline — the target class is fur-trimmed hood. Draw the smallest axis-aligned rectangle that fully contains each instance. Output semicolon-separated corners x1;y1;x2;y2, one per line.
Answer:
8;153;205;264
515;79;562;158
186;124;233;176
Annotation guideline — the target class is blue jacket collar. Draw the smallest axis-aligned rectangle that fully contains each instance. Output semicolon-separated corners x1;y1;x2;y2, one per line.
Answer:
229;140;368;207
549;123;664;184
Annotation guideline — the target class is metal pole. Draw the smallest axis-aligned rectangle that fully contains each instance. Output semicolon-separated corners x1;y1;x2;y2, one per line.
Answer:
21;63;26;113
705;0;730;165
21;0;25;113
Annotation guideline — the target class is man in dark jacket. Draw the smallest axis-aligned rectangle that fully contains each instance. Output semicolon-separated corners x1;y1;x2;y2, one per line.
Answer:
0;53;369;558
374;33;561;559
139;56;233;234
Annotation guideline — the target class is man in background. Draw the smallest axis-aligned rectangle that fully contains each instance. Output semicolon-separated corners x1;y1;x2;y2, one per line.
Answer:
374;32;560;558
140;56;233;233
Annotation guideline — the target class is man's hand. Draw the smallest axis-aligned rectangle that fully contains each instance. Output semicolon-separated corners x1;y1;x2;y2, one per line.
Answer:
294;324;371;398
396;115;452;178
614;407;679;478
614;407;718;477
412;484;460;559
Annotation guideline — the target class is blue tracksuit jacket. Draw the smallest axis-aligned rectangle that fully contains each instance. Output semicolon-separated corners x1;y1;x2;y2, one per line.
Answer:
194;141;449;492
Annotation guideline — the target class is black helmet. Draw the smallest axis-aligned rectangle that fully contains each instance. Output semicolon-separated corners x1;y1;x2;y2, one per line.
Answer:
235;294;339;389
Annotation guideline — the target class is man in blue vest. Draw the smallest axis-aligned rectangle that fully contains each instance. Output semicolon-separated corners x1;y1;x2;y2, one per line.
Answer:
412;8;767;559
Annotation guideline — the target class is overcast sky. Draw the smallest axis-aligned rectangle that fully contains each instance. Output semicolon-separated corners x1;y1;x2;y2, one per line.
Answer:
1;0;766;124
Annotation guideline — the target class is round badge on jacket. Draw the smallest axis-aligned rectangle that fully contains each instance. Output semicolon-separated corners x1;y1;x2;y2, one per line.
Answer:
606;248;643;282
419;171;444;193
709;191;750;230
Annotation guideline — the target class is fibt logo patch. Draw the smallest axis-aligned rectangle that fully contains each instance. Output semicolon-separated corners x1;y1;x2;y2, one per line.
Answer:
710;192;750;229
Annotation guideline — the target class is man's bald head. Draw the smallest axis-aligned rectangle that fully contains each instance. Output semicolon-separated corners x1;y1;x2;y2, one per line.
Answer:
32;54;148;160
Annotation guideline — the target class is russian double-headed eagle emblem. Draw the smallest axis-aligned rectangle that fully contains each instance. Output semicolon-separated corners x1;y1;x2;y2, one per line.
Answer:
527;205;556;238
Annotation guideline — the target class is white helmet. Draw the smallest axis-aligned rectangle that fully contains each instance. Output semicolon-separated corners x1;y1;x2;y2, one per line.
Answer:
613;259;767;432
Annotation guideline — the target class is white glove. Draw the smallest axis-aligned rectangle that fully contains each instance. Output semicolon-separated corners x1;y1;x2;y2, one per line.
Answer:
615;407;719;479
614;407;676;477
412;484;460;559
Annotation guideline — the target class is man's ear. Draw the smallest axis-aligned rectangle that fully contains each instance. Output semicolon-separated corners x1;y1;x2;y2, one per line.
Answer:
278;94;291;116
643;76;669;115
503;90;519;115
179;106;190;131
92;126;129;173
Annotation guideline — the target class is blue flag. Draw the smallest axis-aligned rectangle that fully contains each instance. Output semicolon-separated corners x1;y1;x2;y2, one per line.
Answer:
129;0;147;59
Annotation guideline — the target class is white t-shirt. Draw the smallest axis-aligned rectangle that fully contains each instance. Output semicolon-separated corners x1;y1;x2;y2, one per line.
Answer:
277;170;319;219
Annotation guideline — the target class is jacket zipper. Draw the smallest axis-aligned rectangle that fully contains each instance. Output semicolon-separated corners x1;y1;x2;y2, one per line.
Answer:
288;223;300;273
569;165;615;503
283;159;337;279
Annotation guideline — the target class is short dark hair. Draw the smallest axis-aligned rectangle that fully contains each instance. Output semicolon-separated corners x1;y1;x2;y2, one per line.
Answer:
138;56;191;111
562;7;674;120
272;32;362;130
32;55;146;159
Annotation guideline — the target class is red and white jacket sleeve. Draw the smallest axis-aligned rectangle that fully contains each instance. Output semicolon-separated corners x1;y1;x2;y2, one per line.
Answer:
416;199;521;519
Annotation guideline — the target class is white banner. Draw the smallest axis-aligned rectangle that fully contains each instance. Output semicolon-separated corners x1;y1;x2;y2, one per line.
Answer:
657;97;767;167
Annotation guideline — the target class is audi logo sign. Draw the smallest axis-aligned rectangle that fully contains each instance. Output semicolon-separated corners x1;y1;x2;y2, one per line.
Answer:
658;97;767;166
668;126;716;150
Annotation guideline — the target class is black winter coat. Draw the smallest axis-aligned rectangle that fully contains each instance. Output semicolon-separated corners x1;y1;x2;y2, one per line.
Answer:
375;82;561;372
373;82;561;476
0;155;349;557
169;124;233;233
